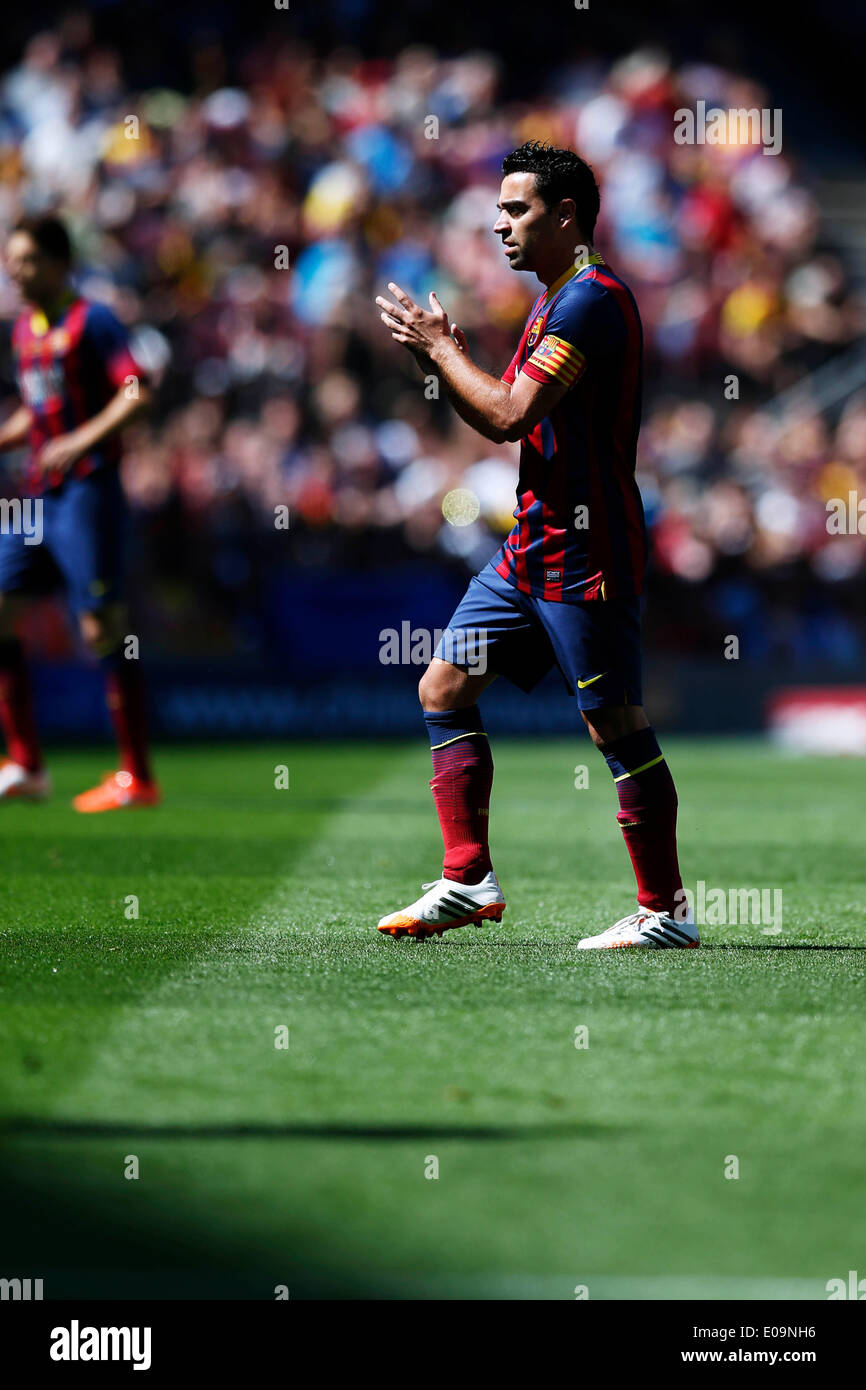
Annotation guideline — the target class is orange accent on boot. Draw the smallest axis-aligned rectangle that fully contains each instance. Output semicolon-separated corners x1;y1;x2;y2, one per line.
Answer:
73;770;161;813
379;900;505;939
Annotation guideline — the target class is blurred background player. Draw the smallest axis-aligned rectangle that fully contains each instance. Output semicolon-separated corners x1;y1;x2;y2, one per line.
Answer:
0;214;158;811
375;142;697;948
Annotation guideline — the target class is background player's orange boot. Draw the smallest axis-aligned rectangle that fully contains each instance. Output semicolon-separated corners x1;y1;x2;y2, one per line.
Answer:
72;770;161;813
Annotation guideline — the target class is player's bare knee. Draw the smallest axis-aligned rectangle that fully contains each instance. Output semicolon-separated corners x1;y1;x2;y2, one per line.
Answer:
418;665;449;710
581;716;606;749
584;705;649;748
419;660;467;711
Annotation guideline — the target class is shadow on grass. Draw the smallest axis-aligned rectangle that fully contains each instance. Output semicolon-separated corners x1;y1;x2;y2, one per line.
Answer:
0;1142;368;1298
0;1114;612;1297
1;1118;610;1141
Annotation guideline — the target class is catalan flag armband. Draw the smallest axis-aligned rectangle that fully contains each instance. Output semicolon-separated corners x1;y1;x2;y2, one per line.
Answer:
526;333;586;387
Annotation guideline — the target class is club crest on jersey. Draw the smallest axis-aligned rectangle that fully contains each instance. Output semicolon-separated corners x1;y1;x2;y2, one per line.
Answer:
526;314;545;349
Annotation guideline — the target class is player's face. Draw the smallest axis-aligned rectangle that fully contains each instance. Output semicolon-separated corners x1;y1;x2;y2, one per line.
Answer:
494;172;563;273
5;231;67;304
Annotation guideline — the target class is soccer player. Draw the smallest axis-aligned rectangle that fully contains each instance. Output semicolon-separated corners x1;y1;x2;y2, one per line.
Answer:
0;214;159;811
373;141;697;948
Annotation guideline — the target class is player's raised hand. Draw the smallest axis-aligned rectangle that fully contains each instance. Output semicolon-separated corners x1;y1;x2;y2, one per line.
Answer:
450;323;468;353
375;282;453;361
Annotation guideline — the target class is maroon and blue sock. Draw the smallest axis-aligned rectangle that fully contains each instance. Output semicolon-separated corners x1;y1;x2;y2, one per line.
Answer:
423;706;493;885
601;726;683;915
0;637;43;772
100;651;153;783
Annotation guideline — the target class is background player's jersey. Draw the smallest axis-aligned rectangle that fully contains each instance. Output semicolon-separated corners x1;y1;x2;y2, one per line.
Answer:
12;295;144;495
490;253;648;602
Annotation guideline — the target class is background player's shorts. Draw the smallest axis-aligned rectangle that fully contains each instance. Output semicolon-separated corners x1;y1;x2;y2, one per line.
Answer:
0;467;128;612
433;561;643;710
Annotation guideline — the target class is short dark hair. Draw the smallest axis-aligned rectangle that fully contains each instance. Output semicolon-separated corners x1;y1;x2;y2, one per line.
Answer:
11;214;73;266
501;141;600;240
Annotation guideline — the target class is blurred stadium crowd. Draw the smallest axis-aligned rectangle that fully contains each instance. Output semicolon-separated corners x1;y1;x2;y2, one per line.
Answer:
0;16;864;665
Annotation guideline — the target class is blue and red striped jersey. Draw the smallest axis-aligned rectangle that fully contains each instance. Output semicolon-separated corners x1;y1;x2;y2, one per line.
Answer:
12;294;145;495
490;253;648;602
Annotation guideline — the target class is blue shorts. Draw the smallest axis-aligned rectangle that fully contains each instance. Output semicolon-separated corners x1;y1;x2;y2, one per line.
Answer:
0;468;128;612
434;562;643;709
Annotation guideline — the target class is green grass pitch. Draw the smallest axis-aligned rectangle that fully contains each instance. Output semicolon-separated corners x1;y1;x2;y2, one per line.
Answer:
1;738;864;1300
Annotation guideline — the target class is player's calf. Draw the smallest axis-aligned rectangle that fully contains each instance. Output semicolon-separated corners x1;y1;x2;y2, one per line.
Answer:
77;607;159;807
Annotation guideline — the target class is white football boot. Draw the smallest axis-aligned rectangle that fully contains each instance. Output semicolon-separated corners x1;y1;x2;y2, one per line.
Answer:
578;906;700;949
0;760;51;801
378;870;506;939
